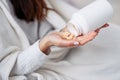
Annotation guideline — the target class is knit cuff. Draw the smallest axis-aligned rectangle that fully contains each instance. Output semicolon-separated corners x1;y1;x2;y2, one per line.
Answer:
12;40;48;75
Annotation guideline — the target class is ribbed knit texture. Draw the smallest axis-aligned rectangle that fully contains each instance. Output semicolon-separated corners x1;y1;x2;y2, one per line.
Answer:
1;0;120;80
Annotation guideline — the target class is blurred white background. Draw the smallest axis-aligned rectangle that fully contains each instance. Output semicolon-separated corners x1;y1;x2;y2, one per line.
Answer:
65;0;120;25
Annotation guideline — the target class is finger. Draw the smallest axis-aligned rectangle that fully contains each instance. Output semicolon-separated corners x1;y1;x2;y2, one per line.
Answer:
77;31;98;45
99;23;109;29
95;28;100;33
95;23;109;33
102;23;109;28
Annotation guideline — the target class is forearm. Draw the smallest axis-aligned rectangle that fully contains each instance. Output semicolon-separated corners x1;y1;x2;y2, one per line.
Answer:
11;41;48;75
39;37;51;55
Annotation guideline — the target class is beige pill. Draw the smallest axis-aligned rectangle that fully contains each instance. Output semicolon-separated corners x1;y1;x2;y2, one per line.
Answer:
62;32;75;40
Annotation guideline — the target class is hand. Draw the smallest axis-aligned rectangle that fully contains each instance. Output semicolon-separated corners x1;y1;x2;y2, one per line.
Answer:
39;31;80;55
39;23;109;54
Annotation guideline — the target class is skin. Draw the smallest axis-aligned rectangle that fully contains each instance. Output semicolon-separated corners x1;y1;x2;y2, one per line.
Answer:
39;23;109;55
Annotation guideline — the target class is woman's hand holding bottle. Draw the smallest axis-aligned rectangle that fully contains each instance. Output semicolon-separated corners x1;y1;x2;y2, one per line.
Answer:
39;24;109;55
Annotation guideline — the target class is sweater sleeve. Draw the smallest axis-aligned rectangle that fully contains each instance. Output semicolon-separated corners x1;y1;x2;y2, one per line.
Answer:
11;40;48;75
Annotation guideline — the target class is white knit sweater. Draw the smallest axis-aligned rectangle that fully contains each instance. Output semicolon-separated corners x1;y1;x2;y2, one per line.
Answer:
1;0;120;80
0;0;78;79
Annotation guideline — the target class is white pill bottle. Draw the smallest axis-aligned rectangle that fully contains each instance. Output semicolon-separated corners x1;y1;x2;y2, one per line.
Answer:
66;0;114;36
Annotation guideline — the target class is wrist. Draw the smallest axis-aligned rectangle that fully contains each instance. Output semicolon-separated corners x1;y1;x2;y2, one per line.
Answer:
39;38;51;55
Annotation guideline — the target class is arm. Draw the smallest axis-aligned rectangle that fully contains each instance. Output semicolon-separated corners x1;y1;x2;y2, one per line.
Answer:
11;41;48;75
38;23;109;62
0;25;108;76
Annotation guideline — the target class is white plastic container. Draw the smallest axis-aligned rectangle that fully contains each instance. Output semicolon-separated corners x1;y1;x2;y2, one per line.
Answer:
67;0;114;36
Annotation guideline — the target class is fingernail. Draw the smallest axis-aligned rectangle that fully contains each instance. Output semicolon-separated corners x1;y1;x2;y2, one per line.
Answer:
74;42;79;46
95;29;100;33
105;23;109;27
103;24;109;28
